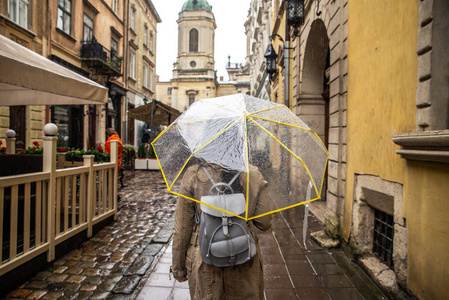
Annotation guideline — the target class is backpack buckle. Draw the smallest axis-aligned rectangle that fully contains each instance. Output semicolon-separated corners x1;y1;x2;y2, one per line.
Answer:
222;217;230;237
229;255;236;264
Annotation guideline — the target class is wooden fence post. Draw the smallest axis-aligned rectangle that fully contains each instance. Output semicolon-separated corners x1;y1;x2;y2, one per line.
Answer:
110;140;118;221
43;136;57;262
84;155;94;237
6;137;15;154
57;153;66;169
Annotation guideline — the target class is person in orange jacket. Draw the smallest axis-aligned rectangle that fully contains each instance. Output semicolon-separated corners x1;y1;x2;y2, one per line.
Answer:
104;128;124;172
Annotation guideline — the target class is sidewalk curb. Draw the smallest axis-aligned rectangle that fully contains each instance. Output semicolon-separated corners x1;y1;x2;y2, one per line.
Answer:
129;217;174;300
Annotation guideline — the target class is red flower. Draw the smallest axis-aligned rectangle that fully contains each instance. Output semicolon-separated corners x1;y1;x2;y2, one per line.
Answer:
32;147;37;151
0;147;6;151
96;146;103;152
33;141;40;147
61;147;67;152
19;150;24;153
0;141;3;145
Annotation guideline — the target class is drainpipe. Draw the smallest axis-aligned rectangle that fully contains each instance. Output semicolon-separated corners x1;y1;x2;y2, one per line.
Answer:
124;0;130;143
284;19;290;109
46;0;52;124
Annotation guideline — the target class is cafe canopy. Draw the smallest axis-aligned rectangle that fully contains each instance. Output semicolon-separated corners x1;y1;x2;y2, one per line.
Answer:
0;34;108;106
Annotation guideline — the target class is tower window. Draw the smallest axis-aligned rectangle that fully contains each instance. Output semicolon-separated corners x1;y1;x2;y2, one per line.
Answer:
188;94;195;105
189;28;198;52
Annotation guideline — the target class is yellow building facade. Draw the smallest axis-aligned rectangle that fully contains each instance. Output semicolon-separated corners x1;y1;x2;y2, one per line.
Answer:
346;1;449;299
264;0;449;298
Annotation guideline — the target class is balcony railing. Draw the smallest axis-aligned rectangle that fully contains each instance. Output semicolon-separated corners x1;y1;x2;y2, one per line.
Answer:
80;40;122;77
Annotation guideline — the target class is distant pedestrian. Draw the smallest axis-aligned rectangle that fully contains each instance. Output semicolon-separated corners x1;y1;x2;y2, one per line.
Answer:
171;163;272;300
104;128;124;173
142;128;152;158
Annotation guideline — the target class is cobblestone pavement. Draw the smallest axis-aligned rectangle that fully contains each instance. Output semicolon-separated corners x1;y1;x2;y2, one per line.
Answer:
3;171;177;300
3;170;387;300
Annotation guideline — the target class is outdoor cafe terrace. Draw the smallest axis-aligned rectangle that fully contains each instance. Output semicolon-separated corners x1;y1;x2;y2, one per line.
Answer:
0;128;120;291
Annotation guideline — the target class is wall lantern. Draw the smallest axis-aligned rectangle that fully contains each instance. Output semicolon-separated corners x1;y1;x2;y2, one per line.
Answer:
286;0;305;28
264;43;278;79
143;96;148;105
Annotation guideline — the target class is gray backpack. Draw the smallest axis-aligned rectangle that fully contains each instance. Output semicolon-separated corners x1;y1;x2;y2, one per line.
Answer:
197;167;256;267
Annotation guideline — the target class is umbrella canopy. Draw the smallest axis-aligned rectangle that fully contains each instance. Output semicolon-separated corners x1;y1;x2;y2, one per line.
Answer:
152;94;329;220
0;34;108;105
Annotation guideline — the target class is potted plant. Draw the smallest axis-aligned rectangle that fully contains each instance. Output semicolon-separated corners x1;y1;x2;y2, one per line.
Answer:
147;146;160;170
135;144;148;170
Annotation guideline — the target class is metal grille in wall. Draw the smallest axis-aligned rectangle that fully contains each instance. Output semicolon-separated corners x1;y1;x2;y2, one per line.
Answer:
373;209;394;268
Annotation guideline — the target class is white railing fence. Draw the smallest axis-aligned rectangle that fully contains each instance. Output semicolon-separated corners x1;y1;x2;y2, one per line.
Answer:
0;137;118;276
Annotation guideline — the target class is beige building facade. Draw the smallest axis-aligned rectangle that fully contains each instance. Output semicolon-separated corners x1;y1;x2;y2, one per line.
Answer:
125;0;161;146
1;0;160;150
246;0;272;100
0;0;46;149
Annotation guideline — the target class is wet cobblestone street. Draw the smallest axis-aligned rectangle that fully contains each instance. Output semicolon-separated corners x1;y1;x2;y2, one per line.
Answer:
2;170;387;300
3;171;177;300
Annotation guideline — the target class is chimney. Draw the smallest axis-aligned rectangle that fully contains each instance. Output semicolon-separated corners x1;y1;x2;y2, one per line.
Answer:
220;76;224;81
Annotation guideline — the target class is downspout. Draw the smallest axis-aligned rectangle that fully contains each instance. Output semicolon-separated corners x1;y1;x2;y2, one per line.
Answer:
124;0;130;143
284;18;290;109
46;0;52;123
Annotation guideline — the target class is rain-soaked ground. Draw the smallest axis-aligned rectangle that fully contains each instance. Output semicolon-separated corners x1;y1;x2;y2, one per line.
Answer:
2;170;388;300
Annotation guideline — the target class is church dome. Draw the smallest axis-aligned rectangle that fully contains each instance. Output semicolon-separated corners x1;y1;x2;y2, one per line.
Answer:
181;0;212;12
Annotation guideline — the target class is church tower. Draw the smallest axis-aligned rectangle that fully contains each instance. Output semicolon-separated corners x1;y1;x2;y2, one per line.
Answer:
173;0;216;81
158;0;217;111
156;0;249;112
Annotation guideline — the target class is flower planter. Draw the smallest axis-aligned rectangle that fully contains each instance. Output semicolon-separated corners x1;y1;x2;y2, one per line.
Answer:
135;158;148;170
148;159;160;170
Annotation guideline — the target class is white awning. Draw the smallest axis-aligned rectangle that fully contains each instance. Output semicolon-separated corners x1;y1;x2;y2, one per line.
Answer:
0;34;108;105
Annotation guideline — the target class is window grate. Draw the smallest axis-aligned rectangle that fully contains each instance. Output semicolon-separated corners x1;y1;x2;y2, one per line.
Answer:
373;209;394;269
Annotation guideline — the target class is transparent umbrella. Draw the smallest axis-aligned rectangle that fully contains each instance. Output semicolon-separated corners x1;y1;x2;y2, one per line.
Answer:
152;94;328;220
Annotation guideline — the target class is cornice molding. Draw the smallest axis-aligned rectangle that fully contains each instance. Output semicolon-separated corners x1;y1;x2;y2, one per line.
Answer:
393;130;449;163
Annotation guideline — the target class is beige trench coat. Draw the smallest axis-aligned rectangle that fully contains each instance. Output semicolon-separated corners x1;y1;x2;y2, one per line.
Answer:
172;164;272;300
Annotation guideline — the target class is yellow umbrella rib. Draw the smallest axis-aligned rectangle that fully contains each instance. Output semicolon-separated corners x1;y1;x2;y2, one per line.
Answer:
170;191;246;220
152;123;175;145
251;115;329;155
168;153;194;191
319;157;329;198
191;115;244;155
251;115;313;131
244;115;250;221
247;104;284;116
247;197;321;221
153;145;171;191
168;116;245;191
248;117;320;197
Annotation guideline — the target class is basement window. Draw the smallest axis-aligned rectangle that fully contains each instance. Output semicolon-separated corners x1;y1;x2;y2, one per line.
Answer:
373;209;394;269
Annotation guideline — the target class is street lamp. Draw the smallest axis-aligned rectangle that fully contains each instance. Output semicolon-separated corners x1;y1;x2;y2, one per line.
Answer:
286;0;305;28
265;0;305;106
264;43;278;80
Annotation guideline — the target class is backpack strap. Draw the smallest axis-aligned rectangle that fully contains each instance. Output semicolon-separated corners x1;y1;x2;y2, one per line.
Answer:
201;167;242;236
202;167;241;195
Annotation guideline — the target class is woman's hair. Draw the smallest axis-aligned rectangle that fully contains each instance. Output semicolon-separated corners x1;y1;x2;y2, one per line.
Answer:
106;128;117;137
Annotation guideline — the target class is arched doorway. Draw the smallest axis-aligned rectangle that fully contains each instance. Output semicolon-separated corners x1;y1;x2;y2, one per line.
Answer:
299;19;330;200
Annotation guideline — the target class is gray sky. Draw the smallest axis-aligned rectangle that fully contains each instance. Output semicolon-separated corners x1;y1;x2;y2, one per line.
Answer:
152;0;250;82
